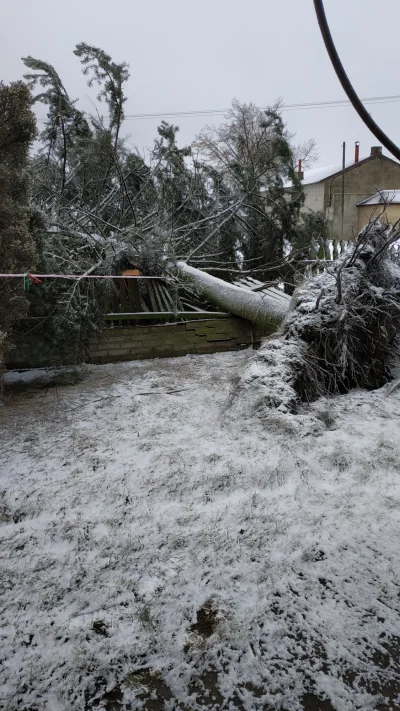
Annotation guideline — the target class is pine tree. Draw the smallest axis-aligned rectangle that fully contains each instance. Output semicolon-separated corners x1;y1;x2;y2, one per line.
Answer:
196;101;305;282
152;121;192;229
73;43;129;147
23;56;90;193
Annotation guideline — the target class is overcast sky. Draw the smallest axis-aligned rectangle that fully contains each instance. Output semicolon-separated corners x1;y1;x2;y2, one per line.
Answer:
2;0;400;168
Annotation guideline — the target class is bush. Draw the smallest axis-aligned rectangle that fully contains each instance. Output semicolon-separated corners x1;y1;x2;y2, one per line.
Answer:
0;81;37;381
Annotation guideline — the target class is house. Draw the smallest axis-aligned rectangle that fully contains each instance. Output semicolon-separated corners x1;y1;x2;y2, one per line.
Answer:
285;145;400;241
357;190;400;231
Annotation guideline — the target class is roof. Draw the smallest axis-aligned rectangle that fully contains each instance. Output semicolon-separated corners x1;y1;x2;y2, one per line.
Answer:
286;160;354;187
282;161;350;189
283;152;400;189
357;190;400;206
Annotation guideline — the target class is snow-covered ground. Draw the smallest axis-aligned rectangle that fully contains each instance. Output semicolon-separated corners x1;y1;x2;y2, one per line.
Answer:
1;350;400;711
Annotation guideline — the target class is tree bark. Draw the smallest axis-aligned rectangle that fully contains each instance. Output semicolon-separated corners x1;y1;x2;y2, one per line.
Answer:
175;261;290;330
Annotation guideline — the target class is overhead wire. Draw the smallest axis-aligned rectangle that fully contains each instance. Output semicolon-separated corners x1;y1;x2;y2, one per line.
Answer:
313;0;400;162
35;94;400;124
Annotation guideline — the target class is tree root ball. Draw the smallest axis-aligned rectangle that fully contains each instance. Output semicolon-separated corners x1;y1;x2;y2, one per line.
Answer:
241;222;400;412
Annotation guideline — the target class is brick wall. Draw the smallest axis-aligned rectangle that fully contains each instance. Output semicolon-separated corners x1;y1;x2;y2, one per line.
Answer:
89;317;263;364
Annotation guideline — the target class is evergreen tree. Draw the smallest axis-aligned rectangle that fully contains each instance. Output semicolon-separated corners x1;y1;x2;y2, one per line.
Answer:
0;81;37;372
73;43;129;147
152;121;192;229
282;209;329;291
196;101;304;282
23;56;90;193
12;45;320;368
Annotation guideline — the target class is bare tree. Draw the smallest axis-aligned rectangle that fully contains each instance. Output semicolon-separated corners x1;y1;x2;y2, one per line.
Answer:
292;138;319;170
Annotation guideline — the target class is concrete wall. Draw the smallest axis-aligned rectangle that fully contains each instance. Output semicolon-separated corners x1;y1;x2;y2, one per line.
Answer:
89;318;265;364
324;156;400;240
302;182;325;213
358;203;400;231
7;317;269;369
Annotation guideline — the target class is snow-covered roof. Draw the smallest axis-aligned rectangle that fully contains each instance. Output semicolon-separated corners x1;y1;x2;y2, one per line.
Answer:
283;158;360;188
357;190;400;206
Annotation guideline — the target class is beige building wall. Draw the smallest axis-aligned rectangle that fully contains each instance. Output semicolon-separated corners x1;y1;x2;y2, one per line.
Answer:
302;183;325;212
358;203;400;231
324;157;400;240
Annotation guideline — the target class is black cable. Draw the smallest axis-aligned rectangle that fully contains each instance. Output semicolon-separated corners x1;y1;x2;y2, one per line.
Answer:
35;94;400;123
313;0;400;162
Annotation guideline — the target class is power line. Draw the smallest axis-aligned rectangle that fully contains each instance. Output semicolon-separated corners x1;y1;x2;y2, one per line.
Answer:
35;93;400;123
313;0;400;162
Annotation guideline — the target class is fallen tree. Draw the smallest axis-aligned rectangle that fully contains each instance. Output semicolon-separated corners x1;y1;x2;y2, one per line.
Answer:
226;221;400;412
175;261;290;330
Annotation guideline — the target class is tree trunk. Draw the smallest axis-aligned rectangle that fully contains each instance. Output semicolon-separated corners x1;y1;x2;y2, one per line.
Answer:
175;261;290;331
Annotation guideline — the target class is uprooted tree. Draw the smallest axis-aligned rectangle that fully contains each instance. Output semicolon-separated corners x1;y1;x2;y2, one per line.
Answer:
2;43;327;367
232;220;400;412
3;43;400;408
9;42;372;385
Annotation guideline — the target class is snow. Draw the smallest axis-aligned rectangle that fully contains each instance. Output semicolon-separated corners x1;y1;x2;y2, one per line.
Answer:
282;158;364;188
4;367;63;387
177;261;290;328
1;351;400;709
357;190;400;206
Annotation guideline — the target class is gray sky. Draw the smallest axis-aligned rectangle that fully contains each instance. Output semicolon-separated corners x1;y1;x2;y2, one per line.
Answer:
2;0;400;168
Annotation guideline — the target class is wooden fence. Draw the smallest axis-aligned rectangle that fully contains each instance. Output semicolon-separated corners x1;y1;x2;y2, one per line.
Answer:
105;277;230;326
105;242;352;325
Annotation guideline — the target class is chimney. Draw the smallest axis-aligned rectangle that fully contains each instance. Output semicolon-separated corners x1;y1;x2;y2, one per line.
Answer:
297;158;304;180
354;141;360;163
370;146;383;157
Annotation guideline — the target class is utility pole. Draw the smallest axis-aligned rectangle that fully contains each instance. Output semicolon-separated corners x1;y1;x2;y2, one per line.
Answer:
341;141;346;241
